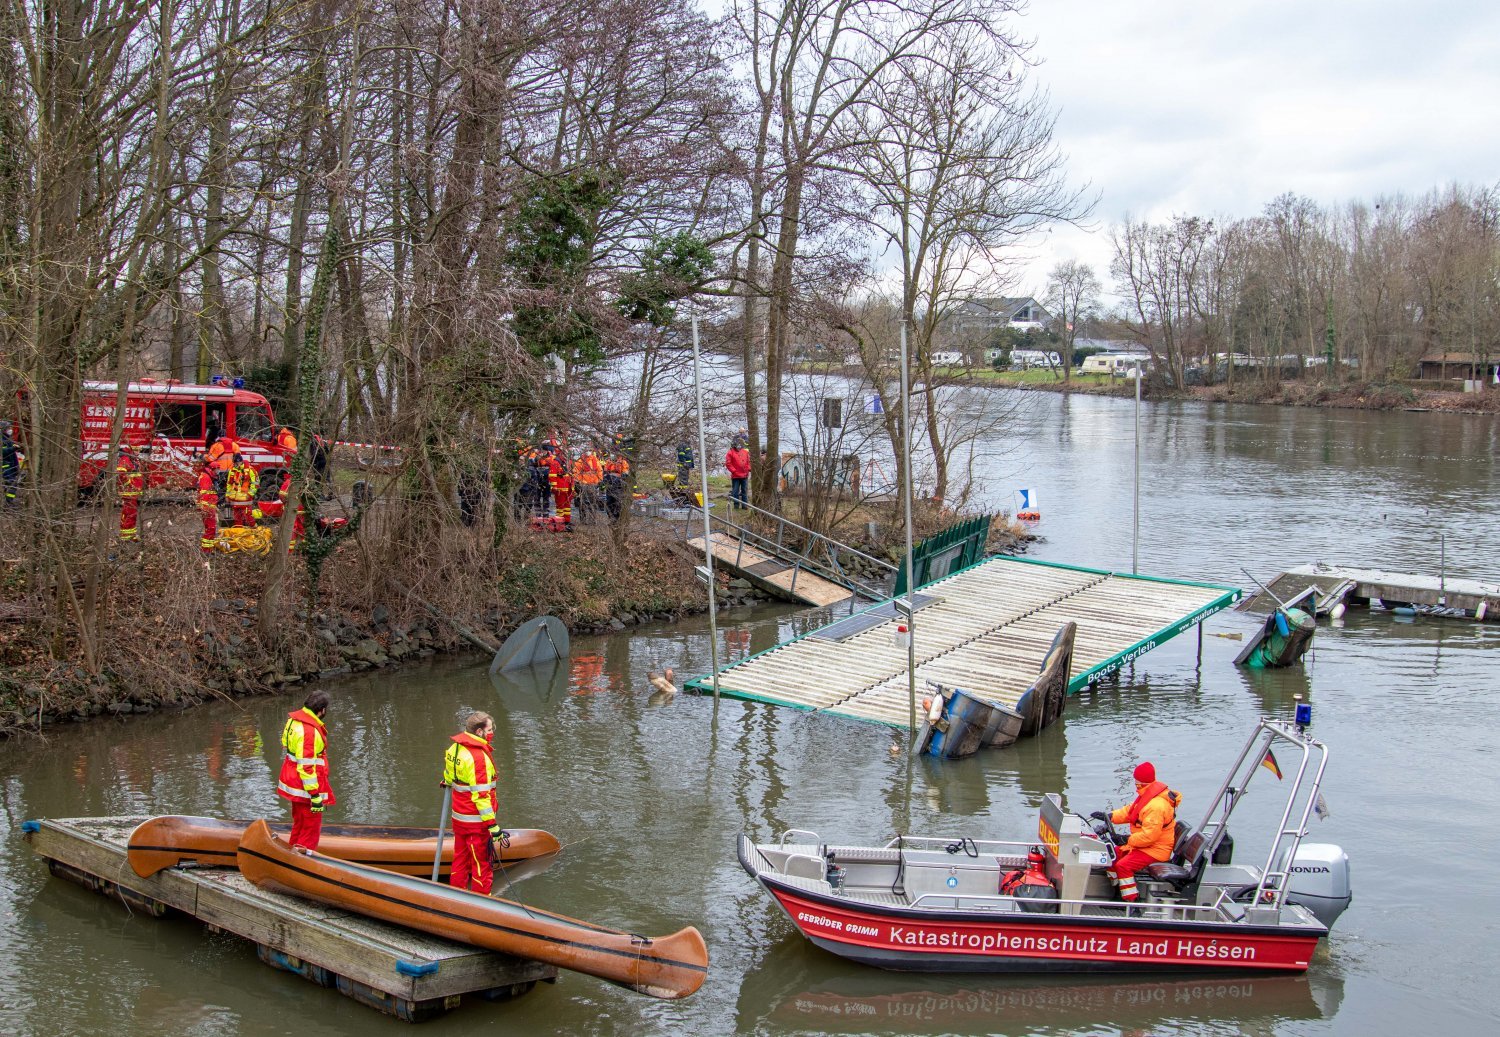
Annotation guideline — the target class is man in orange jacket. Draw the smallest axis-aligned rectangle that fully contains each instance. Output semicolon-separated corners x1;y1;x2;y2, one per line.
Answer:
277;690;335;852
1092;761;1180;904
572;446;603;523
443;711;502;895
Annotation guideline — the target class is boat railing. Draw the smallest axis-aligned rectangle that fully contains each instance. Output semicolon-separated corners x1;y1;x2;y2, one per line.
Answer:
777;829;823;846
903;889;1247;924
880;835;1035;857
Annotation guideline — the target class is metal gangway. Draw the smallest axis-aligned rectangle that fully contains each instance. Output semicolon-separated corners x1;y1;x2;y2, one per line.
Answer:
659;498;895;609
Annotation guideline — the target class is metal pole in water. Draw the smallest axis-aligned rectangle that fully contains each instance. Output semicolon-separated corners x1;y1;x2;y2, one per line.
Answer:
1439;533;1446;605
1133;359;1141;575
431;786;452;882
692;315;722;700
901;321;916;739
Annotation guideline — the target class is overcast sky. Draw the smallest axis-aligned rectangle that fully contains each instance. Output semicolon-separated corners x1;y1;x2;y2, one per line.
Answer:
1016;0;1500;303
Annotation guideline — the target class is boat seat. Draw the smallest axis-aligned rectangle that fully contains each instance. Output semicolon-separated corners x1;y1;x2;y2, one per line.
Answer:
1144;823;1204;889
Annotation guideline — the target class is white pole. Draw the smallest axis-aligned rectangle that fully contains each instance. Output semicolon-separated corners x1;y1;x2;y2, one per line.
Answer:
1133;359;1141;575
901;321;916;737
692;315;721;700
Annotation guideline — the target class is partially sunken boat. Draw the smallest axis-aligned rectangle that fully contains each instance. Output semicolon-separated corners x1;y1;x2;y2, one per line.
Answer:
127;815;560;879
236;819;709;1000
1236;607;1316;668
916;622;1076;759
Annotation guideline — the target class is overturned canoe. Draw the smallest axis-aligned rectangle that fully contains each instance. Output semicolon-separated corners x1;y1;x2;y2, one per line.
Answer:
128;815;560;879
236;819;709;1000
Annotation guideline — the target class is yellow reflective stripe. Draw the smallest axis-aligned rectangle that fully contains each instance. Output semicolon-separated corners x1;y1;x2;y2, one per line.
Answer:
451;809;496;823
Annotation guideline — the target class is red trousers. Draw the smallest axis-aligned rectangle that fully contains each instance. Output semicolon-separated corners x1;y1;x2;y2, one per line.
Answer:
230;501;255;527
119;497;139;540
1109;848;1158;902
200;506;218;552
450;830;494;895
289;800;323;852
552;488;572;523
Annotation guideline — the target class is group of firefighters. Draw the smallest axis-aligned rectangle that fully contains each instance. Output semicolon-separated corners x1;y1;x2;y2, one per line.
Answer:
278;690;508;895
109;423;308;552
516;436;632;529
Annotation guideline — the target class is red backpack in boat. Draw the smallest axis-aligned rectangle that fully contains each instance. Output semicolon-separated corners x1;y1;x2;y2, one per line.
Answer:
1001;845;1060;913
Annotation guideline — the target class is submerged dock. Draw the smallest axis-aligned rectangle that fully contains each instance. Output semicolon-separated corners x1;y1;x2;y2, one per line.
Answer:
685;556;1239;729
1245;563;1499;619
23;817;555;1021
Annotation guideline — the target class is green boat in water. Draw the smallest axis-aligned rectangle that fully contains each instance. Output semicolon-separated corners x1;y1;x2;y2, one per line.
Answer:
1236;606;1316;668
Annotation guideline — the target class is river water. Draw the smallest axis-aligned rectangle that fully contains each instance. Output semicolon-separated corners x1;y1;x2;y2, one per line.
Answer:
2;394;1497;1036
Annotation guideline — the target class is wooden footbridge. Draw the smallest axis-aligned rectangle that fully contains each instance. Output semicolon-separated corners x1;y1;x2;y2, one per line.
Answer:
684;556;1240;729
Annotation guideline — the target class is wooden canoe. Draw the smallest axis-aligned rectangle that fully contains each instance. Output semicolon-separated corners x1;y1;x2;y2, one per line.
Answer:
127;815;560;879
236;819;709;1000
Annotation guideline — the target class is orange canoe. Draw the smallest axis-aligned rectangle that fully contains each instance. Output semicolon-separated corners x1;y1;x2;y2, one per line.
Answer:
128;815;560;879
237;819;709;1000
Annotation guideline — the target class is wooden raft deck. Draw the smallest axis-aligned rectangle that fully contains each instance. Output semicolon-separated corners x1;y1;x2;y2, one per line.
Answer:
684;556;1240;729
1257;563;1500;619
23;817;555;1022
688;531;855;607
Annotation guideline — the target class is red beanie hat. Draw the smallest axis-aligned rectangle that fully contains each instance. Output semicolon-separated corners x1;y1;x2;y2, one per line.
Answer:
1133;761;1155;783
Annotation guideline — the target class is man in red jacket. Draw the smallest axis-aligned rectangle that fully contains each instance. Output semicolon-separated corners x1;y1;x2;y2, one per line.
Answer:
443;712;502;894
277;690;334;852
725;436;751;510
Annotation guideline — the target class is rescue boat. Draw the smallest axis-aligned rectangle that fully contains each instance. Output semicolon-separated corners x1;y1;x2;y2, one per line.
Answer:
741;716;1350;974
236;819;709;1000
127;815;560;879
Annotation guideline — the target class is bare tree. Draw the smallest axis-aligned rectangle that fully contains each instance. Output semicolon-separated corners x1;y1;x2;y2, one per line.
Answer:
1043;260;1101;383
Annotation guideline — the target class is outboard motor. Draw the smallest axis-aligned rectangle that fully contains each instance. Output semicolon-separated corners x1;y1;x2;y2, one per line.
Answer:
1278;843;1352;929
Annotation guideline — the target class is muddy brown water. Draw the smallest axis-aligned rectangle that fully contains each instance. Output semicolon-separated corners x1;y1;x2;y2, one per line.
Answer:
2;396;1497;1035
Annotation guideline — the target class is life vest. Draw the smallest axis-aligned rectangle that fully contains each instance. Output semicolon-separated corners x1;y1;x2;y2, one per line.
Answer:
443;733;498;832
225;464;259;503
206;437;237;472
573;451;603;486
277;708;335;804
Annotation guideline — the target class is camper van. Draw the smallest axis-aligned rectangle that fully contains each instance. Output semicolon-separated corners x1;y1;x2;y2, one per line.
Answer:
1081;353;1151;376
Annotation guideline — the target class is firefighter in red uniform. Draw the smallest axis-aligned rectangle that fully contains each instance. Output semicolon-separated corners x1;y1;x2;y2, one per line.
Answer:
1092;761;1180;905
545;442;574;528
196;458;219;552
277;690;334;852
443;711;502;894
116;443;144;541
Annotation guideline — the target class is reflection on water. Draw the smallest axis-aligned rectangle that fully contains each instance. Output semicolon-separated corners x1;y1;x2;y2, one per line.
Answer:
736;939;1345;1035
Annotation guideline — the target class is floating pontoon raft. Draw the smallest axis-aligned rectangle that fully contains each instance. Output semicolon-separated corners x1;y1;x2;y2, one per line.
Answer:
685;556;1239;729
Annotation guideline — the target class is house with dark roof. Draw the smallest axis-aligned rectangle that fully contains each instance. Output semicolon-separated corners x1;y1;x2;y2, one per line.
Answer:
949;297;1054;333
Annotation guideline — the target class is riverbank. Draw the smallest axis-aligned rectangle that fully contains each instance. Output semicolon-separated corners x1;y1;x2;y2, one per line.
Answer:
791;360;1500;414
0;501;1022;737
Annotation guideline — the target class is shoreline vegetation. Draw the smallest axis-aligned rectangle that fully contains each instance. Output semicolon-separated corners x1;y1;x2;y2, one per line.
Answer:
791;362;1500;415
0;498;1028;738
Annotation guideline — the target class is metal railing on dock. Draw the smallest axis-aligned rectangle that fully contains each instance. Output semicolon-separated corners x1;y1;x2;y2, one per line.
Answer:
665;497;895;608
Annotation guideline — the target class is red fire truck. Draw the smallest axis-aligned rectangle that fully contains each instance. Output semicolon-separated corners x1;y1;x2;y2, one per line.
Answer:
72;379;293;493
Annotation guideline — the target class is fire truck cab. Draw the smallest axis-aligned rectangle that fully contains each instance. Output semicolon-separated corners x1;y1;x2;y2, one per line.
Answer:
76;379;292;494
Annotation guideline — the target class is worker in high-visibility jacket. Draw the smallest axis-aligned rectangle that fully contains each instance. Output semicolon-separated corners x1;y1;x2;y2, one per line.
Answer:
225;454;259;527
116;444;144;541
277;690;334;852
602;452;630;523
274;425;298;456
571;447;603;523
205;434;237;500
545;445;573;527
443;711;502;895
1091;761;1181;904
196;458;219;553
